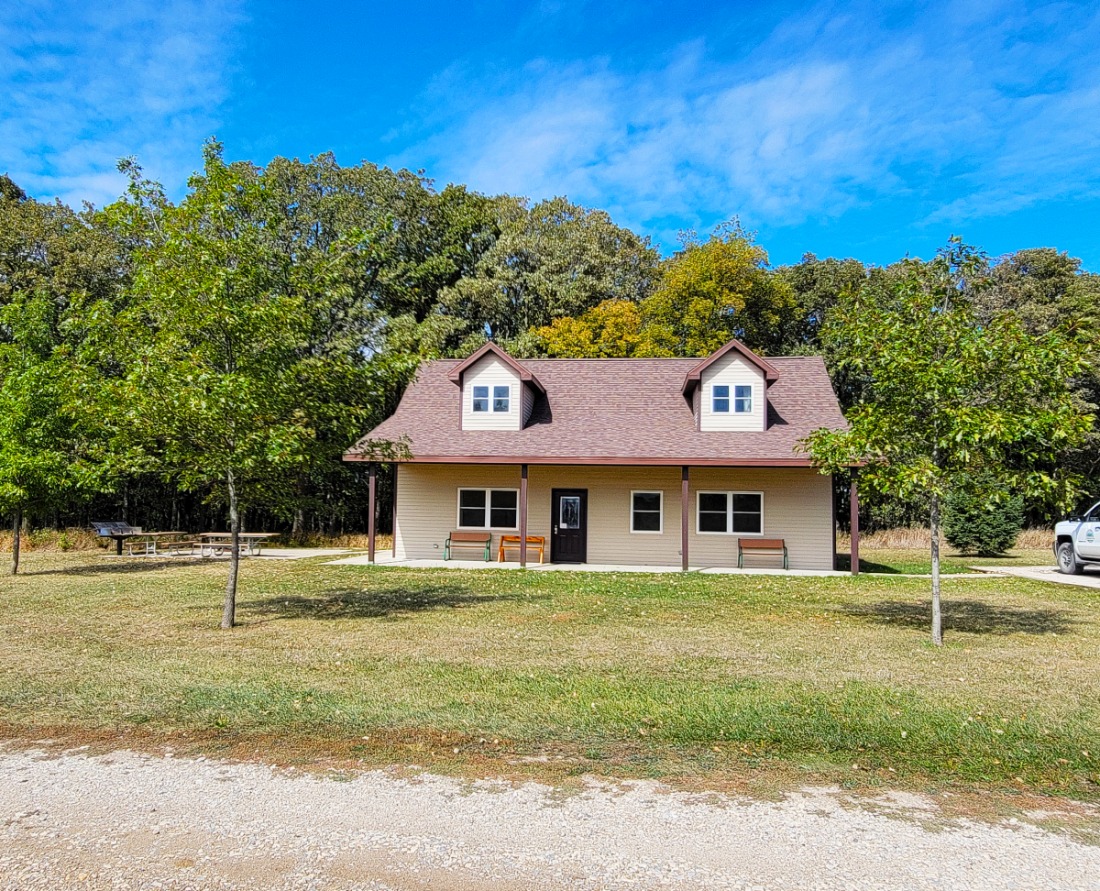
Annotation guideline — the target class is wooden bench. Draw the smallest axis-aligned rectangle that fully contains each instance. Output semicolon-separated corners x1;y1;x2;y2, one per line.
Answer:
166;540;201;556
497;535;546;564
738;538;788;569
444;531;492;561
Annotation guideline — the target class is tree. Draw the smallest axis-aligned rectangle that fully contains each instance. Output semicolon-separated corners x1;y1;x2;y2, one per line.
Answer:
439;196;660;344
943;476;1024;556
639;221;799;357
0;180;118;573
532;299;645;358
107;143;399;627
803;239;1094;645
776;253;870;354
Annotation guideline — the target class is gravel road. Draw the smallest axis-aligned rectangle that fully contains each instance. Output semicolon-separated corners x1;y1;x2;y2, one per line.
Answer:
2;746;1098;891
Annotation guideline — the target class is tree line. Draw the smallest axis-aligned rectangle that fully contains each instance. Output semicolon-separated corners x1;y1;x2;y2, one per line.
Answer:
2;142;1097;591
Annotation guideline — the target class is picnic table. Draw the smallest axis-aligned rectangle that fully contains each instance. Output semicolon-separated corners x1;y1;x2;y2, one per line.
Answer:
93;522;189;556
123;531;189;556
199;532;272;558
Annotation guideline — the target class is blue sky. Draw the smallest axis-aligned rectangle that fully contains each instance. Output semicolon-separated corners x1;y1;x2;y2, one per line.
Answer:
4;0;1100;269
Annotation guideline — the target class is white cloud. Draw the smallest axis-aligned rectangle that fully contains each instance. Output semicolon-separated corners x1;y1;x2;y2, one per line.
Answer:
395;1;1100;242
0;0;243;209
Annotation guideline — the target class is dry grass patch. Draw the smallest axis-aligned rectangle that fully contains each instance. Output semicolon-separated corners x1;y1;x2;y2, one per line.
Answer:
1;552;1098;799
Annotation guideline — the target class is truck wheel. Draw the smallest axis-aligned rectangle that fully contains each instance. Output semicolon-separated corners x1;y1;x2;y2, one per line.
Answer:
1057;541;1084;575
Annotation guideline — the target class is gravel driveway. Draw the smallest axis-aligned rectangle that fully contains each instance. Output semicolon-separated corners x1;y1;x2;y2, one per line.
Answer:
2;746;1098;891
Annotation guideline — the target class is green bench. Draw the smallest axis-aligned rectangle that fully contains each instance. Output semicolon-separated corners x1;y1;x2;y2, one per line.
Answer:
444;531;492;561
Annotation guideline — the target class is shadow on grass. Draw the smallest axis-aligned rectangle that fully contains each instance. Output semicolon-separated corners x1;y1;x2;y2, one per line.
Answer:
21;558;193;577
241;584;543;621
840;599;1077;635
836;557;904;575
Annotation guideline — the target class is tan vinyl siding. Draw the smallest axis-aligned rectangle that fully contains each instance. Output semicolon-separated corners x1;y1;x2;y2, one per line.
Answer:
688;467;833;570
699;353;766;431
395;464;835;570
461;355;521;430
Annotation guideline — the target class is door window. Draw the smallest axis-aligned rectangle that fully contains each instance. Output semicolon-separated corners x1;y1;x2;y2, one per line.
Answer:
559;496;581;529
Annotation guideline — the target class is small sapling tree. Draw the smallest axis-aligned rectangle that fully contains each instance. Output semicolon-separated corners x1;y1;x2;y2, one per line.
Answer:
803;239;1092;645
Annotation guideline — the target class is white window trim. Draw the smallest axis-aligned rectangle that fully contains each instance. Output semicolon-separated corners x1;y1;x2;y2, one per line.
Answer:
471;385;489;413
492;384;511;413
696;490;764;536
733;384;753;414
456;487;520;530
712;384;730;414
630;490;664;534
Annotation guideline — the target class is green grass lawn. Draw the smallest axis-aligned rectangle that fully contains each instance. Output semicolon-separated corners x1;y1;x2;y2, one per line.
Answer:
841;547;1055;575
1;551;1096;799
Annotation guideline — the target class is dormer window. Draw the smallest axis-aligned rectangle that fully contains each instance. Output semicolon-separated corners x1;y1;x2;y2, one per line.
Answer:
734;385;752;413
713;385;730;413
493;385;510;412
472;386;489;412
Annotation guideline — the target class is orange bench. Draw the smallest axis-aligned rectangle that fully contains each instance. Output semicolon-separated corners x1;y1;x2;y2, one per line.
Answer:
498;535;546;564
738;538;788;569
444;531;492;561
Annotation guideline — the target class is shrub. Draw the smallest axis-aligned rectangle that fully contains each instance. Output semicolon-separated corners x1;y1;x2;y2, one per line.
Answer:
944;481;1024;556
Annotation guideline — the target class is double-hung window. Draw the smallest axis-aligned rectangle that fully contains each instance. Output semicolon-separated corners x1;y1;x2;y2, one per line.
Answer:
630;491;663;533
493;385;510;412
472;386;489;412
697;492;763;535
712;385;730;413
734;385;752;413
458;488;518;529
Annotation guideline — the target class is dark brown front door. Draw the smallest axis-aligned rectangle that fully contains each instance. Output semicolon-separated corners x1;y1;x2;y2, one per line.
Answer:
551;489;587;563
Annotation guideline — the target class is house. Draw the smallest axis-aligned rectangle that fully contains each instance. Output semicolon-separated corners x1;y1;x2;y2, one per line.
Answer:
344;339;859;572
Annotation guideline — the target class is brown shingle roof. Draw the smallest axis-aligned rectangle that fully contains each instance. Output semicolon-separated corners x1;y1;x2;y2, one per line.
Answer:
347;356;847;466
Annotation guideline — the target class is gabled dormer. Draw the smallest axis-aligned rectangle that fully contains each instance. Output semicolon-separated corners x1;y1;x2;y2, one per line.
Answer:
682;339;779;432
448;342;544;431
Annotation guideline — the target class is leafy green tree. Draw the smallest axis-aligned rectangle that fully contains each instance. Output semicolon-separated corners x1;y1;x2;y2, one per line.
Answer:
440;196;659;344
776;253;870;354
976;249;1100;503
0;179;118;572
803;239;1093;645
106;143;401;627
640;221;799;357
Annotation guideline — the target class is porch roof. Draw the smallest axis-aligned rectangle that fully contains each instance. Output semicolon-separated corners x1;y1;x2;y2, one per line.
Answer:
346;355;846;466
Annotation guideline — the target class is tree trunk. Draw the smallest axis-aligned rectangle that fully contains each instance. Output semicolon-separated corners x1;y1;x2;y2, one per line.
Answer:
930;493;943;646
292;506;305;542
221;469;240;630
11;508;22;576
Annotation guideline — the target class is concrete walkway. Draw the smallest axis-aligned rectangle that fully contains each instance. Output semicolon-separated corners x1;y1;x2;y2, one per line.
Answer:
324;551;852;577
973;563;1100;589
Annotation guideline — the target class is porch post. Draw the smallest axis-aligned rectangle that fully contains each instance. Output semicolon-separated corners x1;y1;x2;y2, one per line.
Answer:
850;472;860;576
519;464;529;568
368;462;377;564
681;466;690;572
391;463;398;560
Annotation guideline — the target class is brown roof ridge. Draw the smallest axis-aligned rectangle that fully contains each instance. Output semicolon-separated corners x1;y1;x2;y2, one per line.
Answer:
445;342;545;393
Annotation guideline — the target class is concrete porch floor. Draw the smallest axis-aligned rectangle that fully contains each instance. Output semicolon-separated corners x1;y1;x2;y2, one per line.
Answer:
323;550;851;577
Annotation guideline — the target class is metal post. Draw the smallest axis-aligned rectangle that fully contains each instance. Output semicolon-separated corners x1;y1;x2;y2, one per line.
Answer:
850;474;860;576
519;464;529;568
681;466;690;572
368;462;377;564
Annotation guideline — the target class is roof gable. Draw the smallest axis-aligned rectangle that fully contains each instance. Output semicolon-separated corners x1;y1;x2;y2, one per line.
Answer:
446;342;545;394
682;339;779;394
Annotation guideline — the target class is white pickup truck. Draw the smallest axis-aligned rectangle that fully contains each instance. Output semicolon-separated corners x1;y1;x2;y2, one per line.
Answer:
1055;499;1100;574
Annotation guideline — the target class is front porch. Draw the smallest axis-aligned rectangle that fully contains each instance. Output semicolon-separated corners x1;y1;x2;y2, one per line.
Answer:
326;550;851;576
360;461;861;574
